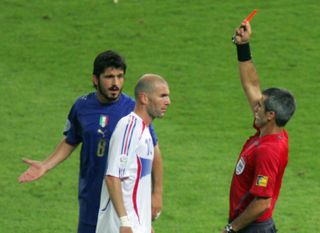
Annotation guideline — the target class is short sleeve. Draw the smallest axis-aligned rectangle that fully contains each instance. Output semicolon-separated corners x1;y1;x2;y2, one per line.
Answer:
106;116;140;179
63;104;82;145
250;146;279;197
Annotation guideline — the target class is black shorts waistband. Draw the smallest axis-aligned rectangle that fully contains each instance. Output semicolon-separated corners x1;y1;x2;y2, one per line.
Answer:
237;218;276;233
250;218;274;226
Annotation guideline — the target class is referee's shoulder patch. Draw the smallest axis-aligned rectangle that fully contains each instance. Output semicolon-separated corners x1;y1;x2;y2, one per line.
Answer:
256;175;268;187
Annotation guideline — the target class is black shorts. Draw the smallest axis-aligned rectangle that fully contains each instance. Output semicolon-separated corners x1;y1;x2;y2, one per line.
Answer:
77;221;96;233
238;219;277;233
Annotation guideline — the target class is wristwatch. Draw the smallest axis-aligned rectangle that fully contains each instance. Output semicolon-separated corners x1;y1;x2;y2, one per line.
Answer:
225;223;236;233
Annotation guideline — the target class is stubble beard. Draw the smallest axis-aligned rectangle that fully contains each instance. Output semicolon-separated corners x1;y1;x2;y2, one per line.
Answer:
98;83;122;103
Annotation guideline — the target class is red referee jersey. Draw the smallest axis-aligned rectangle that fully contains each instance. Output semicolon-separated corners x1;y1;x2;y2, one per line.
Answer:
229;128;289;222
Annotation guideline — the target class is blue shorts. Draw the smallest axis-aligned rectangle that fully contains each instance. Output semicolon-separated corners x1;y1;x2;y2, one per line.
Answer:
238;219;277;233
77;222;96;233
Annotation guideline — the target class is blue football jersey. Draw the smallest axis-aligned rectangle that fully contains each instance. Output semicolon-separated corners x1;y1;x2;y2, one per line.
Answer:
63;92;157;225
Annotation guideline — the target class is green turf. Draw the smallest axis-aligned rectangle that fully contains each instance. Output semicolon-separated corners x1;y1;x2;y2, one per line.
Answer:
1;0;319;232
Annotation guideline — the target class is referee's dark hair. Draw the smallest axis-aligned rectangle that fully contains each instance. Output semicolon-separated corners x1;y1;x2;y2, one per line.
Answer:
263;88;296;127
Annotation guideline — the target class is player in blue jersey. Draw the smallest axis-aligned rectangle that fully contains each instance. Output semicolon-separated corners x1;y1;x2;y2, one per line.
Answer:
18;50;163;233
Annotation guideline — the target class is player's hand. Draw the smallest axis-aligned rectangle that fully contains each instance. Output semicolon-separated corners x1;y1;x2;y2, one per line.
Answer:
233;21;252;44
151;192;162;221
18;158;47;183
120;226;133;233
151;226;156;233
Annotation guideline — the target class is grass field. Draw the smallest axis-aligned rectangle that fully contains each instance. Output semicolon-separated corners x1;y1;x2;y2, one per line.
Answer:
1;0;319;232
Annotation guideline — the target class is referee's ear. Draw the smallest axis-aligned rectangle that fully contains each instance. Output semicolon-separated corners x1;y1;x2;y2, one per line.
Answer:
267;111;276;122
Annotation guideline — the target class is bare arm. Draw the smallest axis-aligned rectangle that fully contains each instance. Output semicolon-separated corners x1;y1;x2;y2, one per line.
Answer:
234;22;263;113
106;176;133;233
106;175;127;217
18;137;77;183
151;144;163;220
221;197;272;232
239;61;262;113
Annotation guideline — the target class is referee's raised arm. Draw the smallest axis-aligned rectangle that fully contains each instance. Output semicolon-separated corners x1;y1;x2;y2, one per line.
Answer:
233;22;263;114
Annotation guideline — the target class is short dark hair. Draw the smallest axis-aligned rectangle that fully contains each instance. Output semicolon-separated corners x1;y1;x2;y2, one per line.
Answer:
93;50;126;78
262;88;296;127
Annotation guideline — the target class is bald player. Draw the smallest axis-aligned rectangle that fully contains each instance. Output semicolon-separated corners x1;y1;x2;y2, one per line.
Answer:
96;74;171;233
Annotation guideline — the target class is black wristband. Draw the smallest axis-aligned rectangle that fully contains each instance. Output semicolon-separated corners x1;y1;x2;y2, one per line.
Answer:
236;43;251;62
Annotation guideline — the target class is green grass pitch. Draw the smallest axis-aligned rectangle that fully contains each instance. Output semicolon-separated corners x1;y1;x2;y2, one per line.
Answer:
1;0;319;232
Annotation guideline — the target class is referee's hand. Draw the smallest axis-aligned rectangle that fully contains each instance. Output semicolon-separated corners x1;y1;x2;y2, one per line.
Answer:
233;21;252;45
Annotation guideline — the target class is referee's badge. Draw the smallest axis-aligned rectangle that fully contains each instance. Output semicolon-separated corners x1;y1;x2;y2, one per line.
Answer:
235;157;245;175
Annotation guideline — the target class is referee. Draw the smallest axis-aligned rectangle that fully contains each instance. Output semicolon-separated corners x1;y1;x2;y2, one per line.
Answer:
221;21;296;233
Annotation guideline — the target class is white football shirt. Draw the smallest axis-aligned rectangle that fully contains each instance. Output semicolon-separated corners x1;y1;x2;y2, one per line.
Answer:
96;112;154;233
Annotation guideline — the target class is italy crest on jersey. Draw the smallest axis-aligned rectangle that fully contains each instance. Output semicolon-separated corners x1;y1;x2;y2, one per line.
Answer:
99;115;109;128
235;157;245;175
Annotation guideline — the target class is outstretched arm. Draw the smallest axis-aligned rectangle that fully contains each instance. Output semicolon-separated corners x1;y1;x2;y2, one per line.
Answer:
234;22;263;113
18;138;76;183
151;144;163;220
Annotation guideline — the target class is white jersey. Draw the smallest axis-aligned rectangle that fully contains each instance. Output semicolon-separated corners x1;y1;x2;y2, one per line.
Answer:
96;112;154;233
